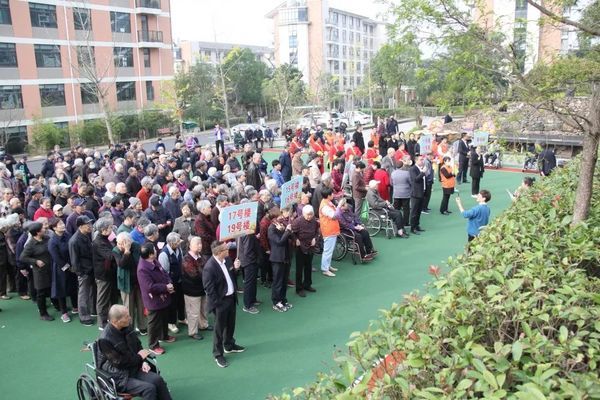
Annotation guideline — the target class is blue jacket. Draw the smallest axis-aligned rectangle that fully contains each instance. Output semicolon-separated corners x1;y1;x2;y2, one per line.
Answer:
462;204;491;236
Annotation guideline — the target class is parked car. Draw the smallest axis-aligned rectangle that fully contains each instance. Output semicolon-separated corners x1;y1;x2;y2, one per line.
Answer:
344;111;373;126
298;112;349;130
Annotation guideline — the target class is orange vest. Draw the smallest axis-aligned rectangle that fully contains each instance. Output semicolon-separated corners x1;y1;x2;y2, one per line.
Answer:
319;199;340;237
440;165;455;189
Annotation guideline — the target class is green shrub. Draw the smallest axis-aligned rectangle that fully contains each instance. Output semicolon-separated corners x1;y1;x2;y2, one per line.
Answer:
272;157;600;399
31;119;66;151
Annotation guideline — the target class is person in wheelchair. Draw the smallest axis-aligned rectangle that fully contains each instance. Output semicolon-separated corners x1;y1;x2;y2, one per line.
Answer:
366;180;409;238
335;198;377;262
97;304;172;400
484;140;501;166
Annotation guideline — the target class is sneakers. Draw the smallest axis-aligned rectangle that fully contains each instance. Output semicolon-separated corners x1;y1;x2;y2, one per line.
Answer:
328;266;338;272
252;301;263;307
224;344;246;353
305;287;316;293
189;334;204;340
178;319;188;325
273;302;287;312
200;325;214;331
71;307;79;314
242;306;260;314
40;315;55;321
162;336;177;343
168;324;180;334
322;270;336;277
80;319;94;326
287;280;295;288
361;255;374;262
151;347;166;356
137;329;148;336
421;210;430;214
1;295;11;300
215;356;229;368
283;302;293;310
20;295;31;300
61;313;71;323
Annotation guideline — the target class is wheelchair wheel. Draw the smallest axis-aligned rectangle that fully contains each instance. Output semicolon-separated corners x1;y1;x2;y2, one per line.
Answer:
332;235;347;261
77;373;105;400
364;211;381;237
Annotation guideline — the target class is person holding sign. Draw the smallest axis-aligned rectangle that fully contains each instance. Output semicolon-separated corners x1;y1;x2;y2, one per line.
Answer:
469;146;485;197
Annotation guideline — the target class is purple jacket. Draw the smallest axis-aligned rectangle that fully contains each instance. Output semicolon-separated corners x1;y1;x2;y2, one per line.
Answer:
335;208;360;232
137;258;172;311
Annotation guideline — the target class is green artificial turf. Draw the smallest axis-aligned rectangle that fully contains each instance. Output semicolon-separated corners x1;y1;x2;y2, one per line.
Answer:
0;169;525;400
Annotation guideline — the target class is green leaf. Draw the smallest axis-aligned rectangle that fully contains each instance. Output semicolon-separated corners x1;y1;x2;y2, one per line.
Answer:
559;326;568;343
407;357;425;368
486;285;502;297
482;369;498;389
540;368;559;380
471;344;492;358
512;341;523;362
456;379;473;391
507;278;524;292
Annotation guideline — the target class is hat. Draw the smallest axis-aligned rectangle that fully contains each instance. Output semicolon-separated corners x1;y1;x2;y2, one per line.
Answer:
73;197;87;207
76;215;94;227
57;183;71;191
31;187;43;194
128;197;141;208
168;157;177;163
53;204;63;211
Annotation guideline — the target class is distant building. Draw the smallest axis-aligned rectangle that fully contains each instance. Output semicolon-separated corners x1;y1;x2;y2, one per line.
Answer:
266;0;387;107
0;0;174;153
176;40;274;71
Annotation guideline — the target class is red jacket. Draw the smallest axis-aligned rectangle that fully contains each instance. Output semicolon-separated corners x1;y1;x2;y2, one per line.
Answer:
33;207;54;221
136;188;152;210
373;169;390;201
259;215;272;252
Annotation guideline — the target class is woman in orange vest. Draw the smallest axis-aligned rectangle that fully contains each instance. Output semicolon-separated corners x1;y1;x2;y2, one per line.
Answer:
439;156;456;215
319;187;340;277
345;141;362;161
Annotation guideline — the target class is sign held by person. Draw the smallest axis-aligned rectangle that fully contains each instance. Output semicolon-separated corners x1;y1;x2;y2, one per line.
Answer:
419;134;433;154
473;131;489;147
219;202;258;241
280;176;303;209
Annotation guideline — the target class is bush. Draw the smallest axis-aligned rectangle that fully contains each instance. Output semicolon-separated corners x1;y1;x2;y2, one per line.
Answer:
31;119;67;151
273;157;600;399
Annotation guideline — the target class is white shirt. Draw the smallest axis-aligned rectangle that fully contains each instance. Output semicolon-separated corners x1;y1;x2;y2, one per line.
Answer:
216;256;234;296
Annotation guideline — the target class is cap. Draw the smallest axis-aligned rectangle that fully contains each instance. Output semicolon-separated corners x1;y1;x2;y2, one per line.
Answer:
73;197;87;207
31;187;43;194
57;183;71;191
52;204;63;212
76;215;94;227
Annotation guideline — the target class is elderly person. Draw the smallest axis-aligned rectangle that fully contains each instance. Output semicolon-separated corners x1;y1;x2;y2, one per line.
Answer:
194;200;216;257
93;218;119;329
268;208;293;312
97;305;172;399
20;221;53;321
172;202;195;254
113;232;146;335
48;218;77;323
157;232;185;335
367;180;408;238
307;153;321;192
290;205;319;297
335;198;376;261
0;213;18;300
351;162;368;218
144;196;172;243
182;236;211;340
136;176;154;211
69;215;96;325
318;187;340;277
311;172;333;218
137;242;175;355
163;186;183;221
391;160;412;229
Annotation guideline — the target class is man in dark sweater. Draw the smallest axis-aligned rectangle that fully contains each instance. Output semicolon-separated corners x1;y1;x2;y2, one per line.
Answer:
69;215;96;325
290;206;319;297
409;156;427;235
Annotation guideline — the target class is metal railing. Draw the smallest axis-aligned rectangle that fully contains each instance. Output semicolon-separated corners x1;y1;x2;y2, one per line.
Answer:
136;0;161;9
137;30;163;43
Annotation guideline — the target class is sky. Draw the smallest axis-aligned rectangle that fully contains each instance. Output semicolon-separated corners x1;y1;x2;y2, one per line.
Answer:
170;0;389;46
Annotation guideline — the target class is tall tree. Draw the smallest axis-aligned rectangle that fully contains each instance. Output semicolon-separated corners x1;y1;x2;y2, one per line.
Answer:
263;64;306;133
222;48;269;112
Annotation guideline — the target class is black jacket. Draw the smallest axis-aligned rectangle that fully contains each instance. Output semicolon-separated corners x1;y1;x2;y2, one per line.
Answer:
246;162;263;191
268;224;291;264
470;151;485;179
237;234;259;267
20;236;52;289
279;151;292;182
458;140;470;160
409;165;426;198
202;256;237;313
69;230;94;275
93;234;117;282
97;324;144;390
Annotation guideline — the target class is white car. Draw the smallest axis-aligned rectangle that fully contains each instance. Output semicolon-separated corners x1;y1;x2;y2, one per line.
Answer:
298;112;349;130
344;111;373;126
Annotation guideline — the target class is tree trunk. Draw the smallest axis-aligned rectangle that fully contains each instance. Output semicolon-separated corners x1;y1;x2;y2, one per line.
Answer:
572;82;600;224
98;94;115;145
218;64;231;131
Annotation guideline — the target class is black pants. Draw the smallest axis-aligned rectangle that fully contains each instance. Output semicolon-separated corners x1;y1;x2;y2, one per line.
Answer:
393;198;410;227
16;268;34;298
168;283;185;324
125;370;172;400
271;262;288;305
37;287;50;316
355;230;374;256
147;308;169;349
267;137;274;148
440;192;452;213
410;197;424;230
295;250;313;291
242;263;258;308
458;158;469;183
386;209;404;232
0;261;15;295
212;296;236;357
215;140;225;156
471;177;481;196
423;182;433;210
259;251;272;284
256;139;263;151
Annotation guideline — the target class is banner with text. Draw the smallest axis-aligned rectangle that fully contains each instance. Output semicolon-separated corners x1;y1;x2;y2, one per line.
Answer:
419;134;433;154
473;131;490;147
219;202;258;241
280;176;303;209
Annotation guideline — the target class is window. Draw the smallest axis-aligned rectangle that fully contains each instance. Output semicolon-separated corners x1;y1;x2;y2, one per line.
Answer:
0;85;22;109
80;83;98;104
0;43;17;67
73;8;91;30
39;84;66;106
146;81;154;101
110;11;131;33
1;125;27;152
116;81;136;101
279;7;308;24
0;0;11;25
114;47;133;67
29;3;57;28
34;44;61;68
142;48;151;67
288;26;297;48
77;46;95;66
55;121;68;130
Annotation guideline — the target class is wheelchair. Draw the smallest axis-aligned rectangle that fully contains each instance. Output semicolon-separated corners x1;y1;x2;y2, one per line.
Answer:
76;340;159;400
484;152;502;169
522;154;538;172
315;228;363;265
361;204;396;239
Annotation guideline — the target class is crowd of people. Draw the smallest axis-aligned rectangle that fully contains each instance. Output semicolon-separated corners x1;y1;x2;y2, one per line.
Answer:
0;118;504;397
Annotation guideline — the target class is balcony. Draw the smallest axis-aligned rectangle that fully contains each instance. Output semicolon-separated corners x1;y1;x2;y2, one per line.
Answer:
135;0;161;14
138;30;163;47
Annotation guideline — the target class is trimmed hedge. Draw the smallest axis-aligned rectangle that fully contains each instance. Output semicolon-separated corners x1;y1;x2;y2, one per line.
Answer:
271;157;600;399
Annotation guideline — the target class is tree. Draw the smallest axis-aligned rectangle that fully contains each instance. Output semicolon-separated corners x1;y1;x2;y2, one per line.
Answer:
222;48;268;112
31;119;65;151
386;0;600;223
263;64;306;133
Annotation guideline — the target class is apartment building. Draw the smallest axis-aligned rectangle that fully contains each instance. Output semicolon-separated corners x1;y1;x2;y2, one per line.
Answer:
0;0;174;153
266;0;386;105
176;40;273;72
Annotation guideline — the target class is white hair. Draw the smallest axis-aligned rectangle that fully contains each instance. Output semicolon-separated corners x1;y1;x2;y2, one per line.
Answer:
105;182;116;191
302;205;314;216
166;232;181;245
116;232;132;245
197;200;211;212
168;185;178;196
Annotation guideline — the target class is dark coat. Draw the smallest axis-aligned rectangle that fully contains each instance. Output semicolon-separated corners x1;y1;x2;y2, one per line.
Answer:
353;130;365;153
237;234;259;267
279;151;292;182
93;234;117;283
97;324;144;391
194;213;215;256
458;140;470;161
69;229;94;276
202;256;237;313
137;258;172;311
409;165;426;198
182;253;206;297
246;162;263;191
20;236;52;289
470;151;485;179
48;232;72;298
268;224;291;264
